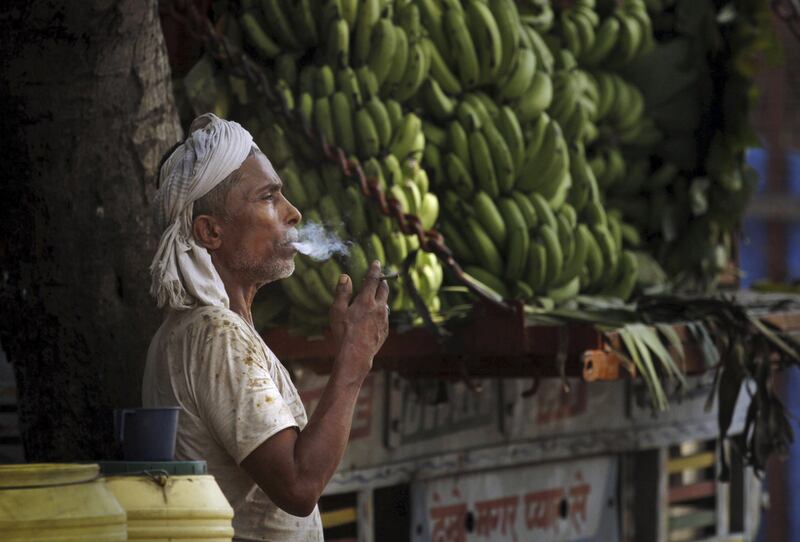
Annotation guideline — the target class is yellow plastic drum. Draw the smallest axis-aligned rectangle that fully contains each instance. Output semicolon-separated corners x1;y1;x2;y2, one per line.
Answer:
0;463;127;541
106;474;234;541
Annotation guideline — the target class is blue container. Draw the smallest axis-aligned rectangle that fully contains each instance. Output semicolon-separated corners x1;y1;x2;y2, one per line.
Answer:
114;407;181;461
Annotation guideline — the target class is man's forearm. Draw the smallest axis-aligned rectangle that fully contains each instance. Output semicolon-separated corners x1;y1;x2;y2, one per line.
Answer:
292;352;369;501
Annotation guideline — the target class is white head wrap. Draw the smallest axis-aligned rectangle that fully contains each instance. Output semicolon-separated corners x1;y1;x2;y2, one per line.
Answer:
150;113;257;310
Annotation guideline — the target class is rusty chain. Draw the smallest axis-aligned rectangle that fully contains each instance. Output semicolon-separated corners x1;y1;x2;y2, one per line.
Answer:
160;0;512;315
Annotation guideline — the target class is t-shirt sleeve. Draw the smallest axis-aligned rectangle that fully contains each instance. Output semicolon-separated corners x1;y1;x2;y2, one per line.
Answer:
189;315;299;464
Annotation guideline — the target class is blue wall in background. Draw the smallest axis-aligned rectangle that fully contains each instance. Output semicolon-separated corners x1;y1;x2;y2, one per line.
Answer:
749;147;800;542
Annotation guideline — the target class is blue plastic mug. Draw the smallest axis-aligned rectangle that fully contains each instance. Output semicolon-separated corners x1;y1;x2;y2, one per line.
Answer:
114;407;181;461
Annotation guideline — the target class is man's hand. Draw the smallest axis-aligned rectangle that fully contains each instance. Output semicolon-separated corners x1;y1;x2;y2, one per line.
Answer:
329;260;389;380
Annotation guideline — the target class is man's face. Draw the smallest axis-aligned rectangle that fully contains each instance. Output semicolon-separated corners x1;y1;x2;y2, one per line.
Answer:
216;152;301;284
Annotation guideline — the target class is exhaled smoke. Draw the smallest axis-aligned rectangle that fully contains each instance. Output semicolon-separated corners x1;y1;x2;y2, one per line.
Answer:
290;222;350;261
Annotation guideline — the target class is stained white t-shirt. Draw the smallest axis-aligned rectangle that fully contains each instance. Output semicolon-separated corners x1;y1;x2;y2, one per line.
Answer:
142;305;324;541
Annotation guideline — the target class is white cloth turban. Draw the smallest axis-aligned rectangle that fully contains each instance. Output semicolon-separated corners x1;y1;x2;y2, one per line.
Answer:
150;113;256;310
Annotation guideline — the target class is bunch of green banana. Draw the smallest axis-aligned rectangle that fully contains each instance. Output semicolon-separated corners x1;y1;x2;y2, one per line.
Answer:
607;0;656;66
589;70;660;145
517;0;555;33
546;53;598;144
555;0;600;63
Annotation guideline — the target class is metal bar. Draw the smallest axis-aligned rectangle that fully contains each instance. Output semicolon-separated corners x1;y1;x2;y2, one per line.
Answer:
668;481;717;504
668;509;717;532
321;507;358;529
667;451;716;473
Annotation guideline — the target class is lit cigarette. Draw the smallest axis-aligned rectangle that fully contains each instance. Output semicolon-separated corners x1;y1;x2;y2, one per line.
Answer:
379;272;399;280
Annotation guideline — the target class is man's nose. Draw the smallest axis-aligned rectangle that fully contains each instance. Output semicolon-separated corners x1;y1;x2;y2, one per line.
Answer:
287;202;301;226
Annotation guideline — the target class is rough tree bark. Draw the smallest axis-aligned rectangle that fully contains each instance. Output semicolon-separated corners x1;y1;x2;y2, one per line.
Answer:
0;1;182;460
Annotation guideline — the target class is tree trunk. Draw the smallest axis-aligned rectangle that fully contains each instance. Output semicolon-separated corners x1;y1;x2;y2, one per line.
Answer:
0;0;182;460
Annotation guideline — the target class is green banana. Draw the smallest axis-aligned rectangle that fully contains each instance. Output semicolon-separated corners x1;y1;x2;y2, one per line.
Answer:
538;224;563;287
314;65;336;98
301;267;336;307
444;153;475;198
259;0;301;49
511;191;539;228
469;129;499;198
464;265;510;299
280;163;309;210
381;154;403;186
526;26;555;74
340;0;358;27
355;107;381;158
365;95;392;150
240;13;281;59
389;113;422;161
559;223;590;284
447;120;471;167
481;122;515;194
353;0;381;65
289;0;319;47
464;217;504;275
385;231;409;265
297;92;314;130
303;167;324;206
423;38;462;95
421;79;456;120
439;219;477;263
356;66;379;99
497;106;525;173
343;185;369;237
466;0;503;84
515;71;553;122
331;91;356;154
546;276;580;304
393;41;428;101
320;258;344;294
529;192;557;231
524;242;547;292
498;47;537;102
419;192;440;230
347;242;370;288
599;249;637;299
473;191;507;247
385;99;404;132
282;274;325;313
383;25;409;90
444;6;480;89
367;18;397;85
422;121;448;148
582;16;618;66
423;143;445;188
363;233;387;266
313;95;336;147
498;198;529;280
490;0;522;78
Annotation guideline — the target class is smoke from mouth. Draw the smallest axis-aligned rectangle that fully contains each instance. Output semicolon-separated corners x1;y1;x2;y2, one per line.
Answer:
289;222;350;261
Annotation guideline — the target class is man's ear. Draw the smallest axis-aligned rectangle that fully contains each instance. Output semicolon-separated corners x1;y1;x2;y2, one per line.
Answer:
192;215;223;250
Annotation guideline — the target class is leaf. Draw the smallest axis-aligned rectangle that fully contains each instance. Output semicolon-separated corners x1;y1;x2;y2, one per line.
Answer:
621;326;667;410
631;328;668;410
638;324;688;387
656;323;686;362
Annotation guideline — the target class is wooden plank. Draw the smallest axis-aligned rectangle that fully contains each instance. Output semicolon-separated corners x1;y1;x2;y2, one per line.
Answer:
321;507;358;529
669;509;717;532
357;488;374;542
667;451;715;473
668;481;716;504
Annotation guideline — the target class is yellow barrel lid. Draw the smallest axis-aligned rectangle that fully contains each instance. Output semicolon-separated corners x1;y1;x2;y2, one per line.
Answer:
0;463;100;489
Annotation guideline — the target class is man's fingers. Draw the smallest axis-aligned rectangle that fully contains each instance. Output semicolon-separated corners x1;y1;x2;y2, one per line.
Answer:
329;274;352;327
358;260;382;300
375;277;390;304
